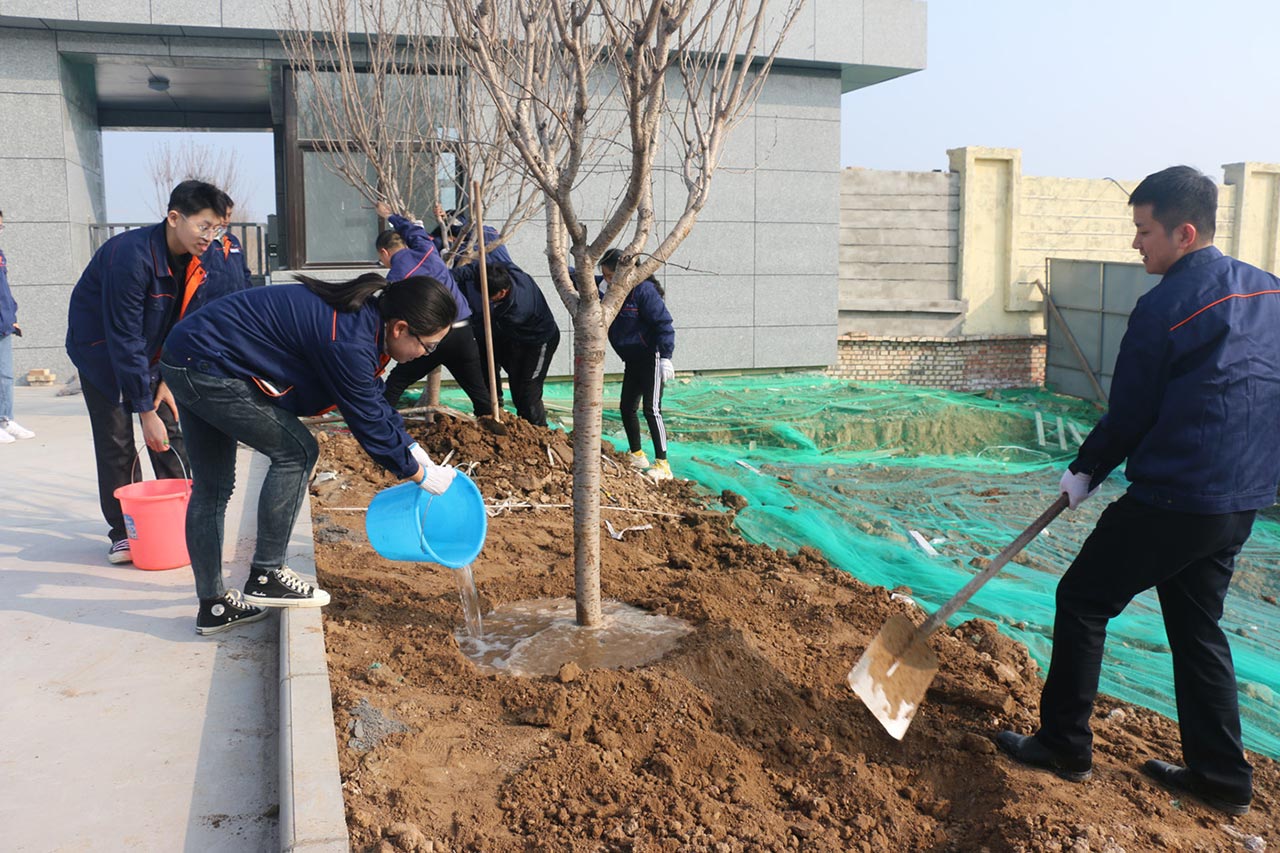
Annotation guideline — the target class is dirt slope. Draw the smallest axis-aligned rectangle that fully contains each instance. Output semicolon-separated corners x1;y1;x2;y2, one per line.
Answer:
311;416;1275;852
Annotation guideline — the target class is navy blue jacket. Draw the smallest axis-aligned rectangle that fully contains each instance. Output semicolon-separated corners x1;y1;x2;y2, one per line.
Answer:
386;215;471;323
0;248;16;336
454;261;559;346
66;223;246;413
202;232;253;289
162;284;417;479
1073;245;1280;514
600;278;675;362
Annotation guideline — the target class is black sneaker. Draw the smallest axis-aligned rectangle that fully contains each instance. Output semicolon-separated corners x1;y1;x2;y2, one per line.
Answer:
196;590;270;636
243;567;331;608
107;538;133;565
996;731;1093;782
1142;759;1251;816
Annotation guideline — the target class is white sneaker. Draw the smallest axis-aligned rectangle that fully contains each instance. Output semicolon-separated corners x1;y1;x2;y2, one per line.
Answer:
0;429;13;444
2;420;35;440
644;459;673;481
628;450;650;469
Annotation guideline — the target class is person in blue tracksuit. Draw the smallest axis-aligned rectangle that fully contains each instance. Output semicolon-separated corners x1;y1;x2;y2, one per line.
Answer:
453;260;560;426
66;181;243;565
0;207;35;444
599;249;676;481
374;202;493;416
429;202;514;267
201;204;254;289
997;166;1280;817
160;272;459;635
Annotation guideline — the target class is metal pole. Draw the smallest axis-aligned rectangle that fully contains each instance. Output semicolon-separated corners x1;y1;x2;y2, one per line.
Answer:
471;180;501;421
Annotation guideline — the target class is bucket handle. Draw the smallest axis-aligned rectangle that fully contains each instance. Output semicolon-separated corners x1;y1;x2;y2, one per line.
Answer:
130;445;191;494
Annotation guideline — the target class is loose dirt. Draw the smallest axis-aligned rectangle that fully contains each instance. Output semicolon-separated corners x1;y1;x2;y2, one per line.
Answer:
311;416;1276;852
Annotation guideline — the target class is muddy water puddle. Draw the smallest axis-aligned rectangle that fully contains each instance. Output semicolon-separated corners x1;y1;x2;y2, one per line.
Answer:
455;597;692;676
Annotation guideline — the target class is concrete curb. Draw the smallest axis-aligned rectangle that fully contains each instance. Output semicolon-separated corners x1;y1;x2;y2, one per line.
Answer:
279;604;350;852
278;492;350;853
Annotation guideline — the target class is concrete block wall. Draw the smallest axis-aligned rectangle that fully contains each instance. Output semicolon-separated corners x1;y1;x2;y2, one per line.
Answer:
840;150;1273;341
838;168;962;336
828;333;1046;391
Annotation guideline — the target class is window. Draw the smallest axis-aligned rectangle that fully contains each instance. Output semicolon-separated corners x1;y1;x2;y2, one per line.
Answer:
284;69;463;268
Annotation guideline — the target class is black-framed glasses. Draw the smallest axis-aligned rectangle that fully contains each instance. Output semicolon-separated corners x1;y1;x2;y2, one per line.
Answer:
415;334;440;355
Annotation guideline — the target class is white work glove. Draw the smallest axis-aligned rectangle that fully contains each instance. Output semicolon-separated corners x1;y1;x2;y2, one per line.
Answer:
1059;469;1099;510
410;442;457;495
659;358;675;382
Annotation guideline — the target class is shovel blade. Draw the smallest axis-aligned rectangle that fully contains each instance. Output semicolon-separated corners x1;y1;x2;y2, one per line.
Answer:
847;614;939;740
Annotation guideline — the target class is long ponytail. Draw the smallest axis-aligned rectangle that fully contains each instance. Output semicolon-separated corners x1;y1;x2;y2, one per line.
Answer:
378;275;457;335
294;272;457;335
294;272;388;313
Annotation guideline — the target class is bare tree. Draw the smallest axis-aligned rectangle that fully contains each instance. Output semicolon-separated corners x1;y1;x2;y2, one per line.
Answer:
147;138;249;219
442;0;805;626
276;0;539;247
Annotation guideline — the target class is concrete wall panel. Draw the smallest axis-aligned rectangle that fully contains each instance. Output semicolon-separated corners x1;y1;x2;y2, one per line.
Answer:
754;324;836;368
753;275;835;327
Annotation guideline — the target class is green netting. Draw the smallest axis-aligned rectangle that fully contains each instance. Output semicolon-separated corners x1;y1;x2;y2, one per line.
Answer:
425;374;1280;758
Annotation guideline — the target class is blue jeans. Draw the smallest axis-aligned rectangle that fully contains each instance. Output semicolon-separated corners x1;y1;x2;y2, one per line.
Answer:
0;333;13;422
160;361;319;601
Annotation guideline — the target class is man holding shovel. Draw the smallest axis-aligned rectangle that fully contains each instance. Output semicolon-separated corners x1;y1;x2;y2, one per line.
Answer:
996;166;1280;816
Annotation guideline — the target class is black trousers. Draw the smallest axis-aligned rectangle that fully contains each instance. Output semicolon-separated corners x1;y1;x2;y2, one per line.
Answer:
620;352;667;460
383;321;494;416
499;329;559;427
81;376;188;543
1038;494;1256;800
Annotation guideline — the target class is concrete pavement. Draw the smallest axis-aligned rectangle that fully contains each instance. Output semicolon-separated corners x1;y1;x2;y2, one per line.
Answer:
0;386;346;852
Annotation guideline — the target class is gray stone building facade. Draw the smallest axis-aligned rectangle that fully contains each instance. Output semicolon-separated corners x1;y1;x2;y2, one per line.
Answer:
0;1;925;381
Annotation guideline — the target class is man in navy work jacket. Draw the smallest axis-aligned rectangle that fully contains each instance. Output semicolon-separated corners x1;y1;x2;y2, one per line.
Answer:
454;260;560;426
373;201;493;416
66;180;241;565
996;166;1280;817
201;202;254;289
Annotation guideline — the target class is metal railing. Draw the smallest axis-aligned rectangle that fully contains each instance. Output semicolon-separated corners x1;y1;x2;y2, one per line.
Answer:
89;222;269;278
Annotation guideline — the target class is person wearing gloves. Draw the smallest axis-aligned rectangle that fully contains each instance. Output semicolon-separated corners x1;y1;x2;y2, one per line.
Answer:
159;272;458;636
453;260;560;426
66;180;239;565
374;201;493;416
0;208;35;444
599;249;676;481
996;166;1280;817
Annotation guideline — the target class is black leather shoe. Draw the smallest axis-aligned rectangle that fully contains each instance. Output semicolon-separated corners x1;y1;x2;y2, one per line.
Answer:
1141;759;1250;816
995;731;1093;782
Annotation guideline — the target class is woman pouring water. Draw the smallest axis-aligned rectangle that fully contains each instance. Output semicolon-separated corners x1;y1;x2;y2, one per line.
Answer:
160;272;458;635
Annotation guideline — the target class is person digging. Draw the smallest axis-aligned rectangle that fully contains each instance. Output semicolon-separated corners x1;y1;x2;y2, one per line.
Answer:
995;166;1280;817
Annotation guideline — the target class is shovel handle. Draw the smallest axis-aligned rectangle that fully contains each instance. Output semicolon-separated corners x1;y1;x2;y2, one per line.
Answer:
915;493;1069;639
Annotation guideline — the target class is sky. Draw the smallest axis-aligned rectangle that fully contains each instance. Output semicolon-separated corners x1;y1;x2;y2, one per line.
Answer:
103;131;276;222
103;0;1280;221
841;0;1280;180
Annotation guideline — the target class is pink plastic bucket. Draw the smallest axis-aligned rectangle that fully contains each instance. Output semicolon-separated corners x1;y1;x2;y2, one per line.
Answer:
113;450;192;571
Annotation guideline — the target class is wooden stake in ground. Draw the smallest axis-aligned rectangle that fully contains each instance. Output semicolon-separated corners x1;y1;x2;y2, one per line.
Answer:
471;180;501;422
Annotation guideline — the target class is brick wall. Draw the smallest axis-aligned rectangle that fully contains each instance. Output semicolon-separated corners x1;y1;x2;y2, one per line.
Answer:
828;334;1046;391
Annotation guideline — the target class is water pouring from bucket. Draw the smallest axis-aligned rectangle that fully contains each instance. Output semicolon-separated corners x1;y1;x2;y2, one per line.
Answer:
365;471;489;635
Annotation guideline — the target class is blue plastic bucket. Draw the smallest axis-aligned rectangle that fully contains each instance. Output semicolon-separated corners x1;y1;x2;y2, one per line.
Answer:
365;473;487;568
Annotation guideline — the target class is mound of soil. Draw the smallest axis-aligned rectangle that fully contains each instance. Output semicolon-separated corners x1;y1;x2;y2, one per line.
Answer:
311;415;1276;852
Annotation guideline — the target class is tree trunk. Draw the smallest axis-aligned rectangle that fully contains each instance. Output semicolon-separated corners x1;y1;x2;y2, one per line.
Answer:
426;368;442;424
571;300;607;627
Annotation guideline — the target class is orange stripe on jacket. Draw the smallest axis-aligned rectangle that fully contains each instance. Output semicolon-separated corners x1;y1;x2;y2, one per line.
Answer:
1170;289;1280;331
178;256;208;320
